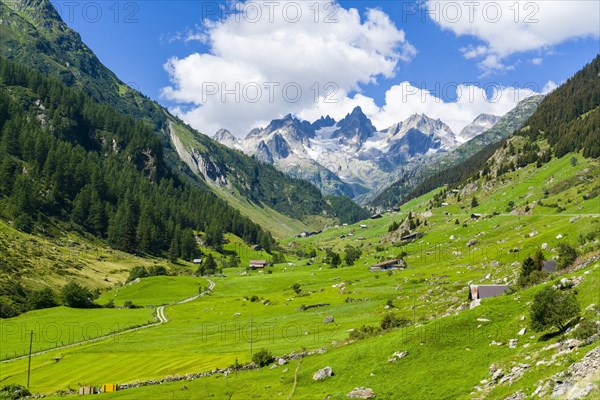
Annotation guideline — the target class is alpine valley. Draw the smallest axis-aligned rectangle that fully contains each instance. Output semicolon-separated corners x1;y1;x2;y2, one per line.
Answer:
0;1;599;400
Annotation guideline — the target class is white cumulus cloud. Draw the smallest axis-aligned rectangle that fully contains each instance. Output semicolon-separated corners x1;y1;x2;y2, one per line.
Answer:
162;0;416;136
427;0;600;75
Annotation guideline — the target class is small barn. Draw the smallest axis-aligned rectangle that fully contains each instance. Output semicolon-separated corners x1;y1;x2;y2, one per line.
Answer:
79;387;95;395
102;384;117;393
193;259;203;265
371;213;383;219
468;284;510;300
369;259;407;272
251;245;262;251
400;232;423;241
541;260;557;273
249;260;269;270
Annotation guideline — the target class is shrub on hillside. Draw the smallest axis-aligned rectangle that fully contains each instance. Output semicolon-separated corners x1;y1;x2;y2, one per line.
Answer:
252;348;274;367
60;282;94;308
380;313;410;330
26;287;57;311
147;265;168;276
344;245;362;266
349;325;381;340
0;384;30;400
557;243;577;269
572;319;598;340
123;300;139;309
127;266;148;282
291;283;301;295
530;286;580;332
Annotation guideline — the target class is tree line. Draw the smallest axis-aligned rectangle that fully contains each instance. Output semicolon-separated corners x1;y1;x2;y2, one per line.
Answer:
0;57;274;258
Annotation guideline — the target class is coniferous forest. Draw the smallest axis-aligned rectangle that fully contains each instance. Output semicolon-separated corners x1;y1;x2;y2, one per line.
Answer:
0;57;275;257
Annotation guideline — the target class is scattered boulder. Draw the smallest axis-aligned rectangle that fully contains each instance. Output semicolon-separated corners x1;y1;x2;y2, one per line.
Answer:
313;366;334;381
541;243;548;250
556;234;563;239
323;316;335;324
556;278;574;289
388;351;408;363
503;390;526;400
347;387;376;399
491;368;504;382
517;328;526;336
552;380;573;397
509;339;518;349
467;239;479;247
278;358;288;366
470;299;481;309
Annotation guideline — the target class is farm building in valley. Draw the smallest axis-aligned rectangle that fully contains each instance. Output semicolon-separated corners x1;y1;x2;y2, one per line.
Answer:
369;259;407;272
542;260;557;273
468;284;510;300
249;260;269;269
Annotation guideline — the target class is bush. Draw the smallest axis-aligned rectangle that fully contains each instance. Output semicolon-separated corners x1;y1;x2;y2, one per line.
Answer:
104;299;115;308
557;243;577;269
60;282;94;308
380;313;409;330
530;286;580;332
249;295;260;302
572;319;598;340
349;325;381;340
229;357;243;371
127;266;148;282
26;287;57;311
291;283;301;295
123;300;138;309
344;245;362;266
0;384;30;400
252;348;274;367
147;265;168;276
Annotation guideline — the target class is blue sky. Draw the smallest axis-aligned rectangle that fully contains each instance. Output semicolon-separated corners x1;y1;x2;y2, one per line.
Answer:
57;0;599;135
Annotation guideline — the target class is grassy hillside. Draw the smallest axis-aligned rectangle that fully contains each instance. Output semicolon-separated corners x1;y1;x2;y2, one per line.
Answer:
369;95;544;208
96;276;206;307
2;153;597;398
55;265;598;400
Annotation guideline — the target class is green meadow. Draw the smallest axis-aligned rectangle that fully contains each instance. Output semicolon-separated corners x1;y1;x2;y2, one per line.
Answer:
1;153;599;398
96;276;207;307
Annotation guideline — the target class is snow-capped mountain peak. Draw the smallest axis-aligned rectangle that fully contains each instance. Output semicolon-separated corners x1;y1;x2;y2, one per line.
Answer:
214;108;465;198
458;113;501;143
213;129;240;148
331;106;376;147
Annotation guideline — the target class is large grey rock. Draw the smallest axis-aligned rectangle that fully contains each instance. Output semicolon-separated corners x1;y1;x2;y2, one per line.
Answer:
388;351;408;363
347;387;376;399
312;366;334;381
323;316;335;324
